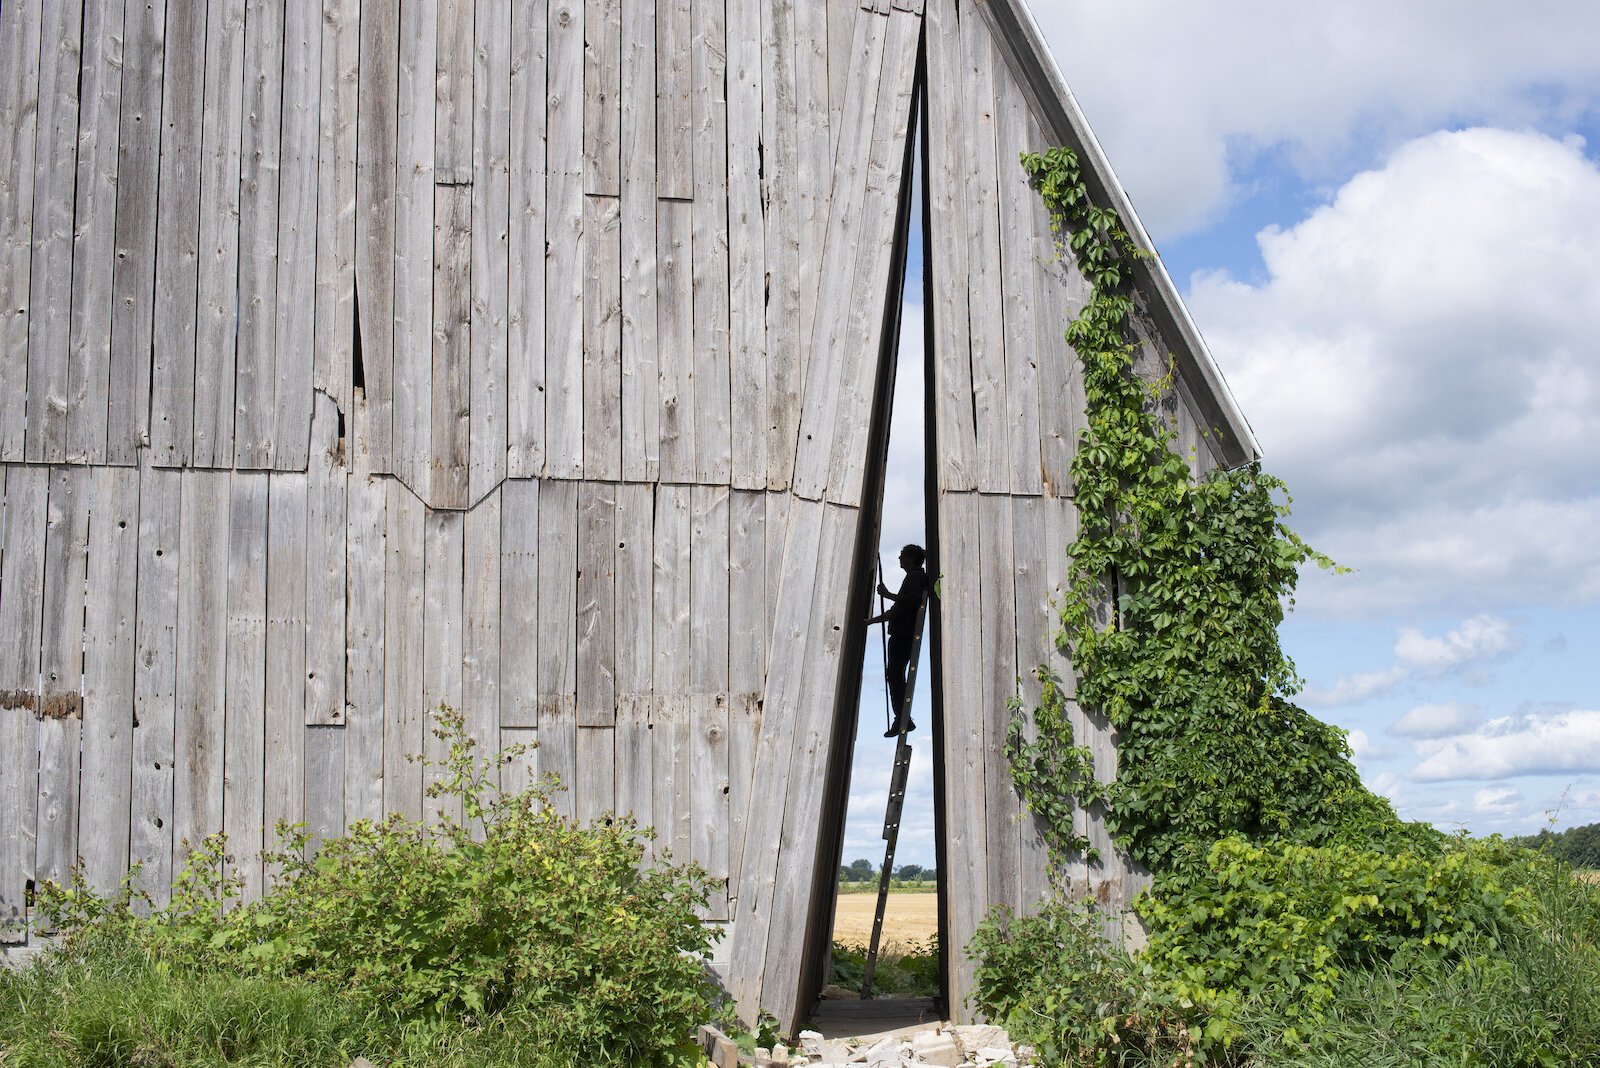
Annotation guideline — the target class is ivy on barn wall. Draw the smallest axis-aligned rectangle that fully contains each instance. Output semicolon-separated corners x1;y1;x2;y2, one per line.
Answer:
1006;146;1403;883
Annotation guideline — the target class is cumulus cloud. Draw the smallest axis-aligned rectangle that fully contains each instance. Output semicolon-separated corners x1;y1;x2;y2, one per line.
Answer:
1304;616;1521;706
1033;2;1600;236
1189;129;1600;616
1410;709;1600;781
1390;702;1483;740
1473;784;1523;817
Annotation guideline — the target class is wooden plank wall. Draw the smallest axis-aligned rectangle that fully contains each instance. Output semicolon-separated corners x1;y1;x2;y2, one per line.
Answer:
924;0;1225;1019
0;0;1252;1033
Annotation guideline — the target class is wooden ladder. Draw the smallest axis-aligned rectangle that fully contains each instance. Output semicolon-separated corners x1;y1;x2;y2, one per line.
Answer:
861;597;927;999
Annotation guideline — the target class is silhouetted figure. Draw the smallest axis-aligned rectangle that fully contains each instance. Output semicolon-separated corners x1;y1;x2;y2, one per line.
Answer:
868;544;927;737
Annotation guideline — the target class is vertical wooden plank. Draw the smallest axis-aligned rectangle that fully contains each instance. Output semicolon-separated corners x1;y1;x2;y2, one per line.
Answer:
789;8;888;500
936;490;986;1017
264;472;308;884
978;493;1021;916
506;0;548;477
394;0;438;490
432;183;473;507
583;0;621;195
151;0;206;467
223;473;268;901
544;0;585;479
314;0;360;425
67;0;128;464
234;0;285;470
1032;130;1088;500
0;468;47;937
0;0;44;461
656;200;695;482
762;0;801;492
273;0;322;471
463;488;502;801
355;0;399;472
962;19;1009;494
575;725;615;825
576;482;617;727
383;480;426;820
343;461;386;826
583;196;623;481
822;5;920;504
498;726;538;798
303;725;344;852
536;697;576;819
794;0;831;362
422;509;465;827
996;80;1043;496
726;691;761;906
80;466;140;895
536;478;579;707
924;0;977;493
130;465;180;908
725;0;767;490
620;0;658;484
470;0;511;500
655;0;691;198
653;484;692;697
306;396;347;726
498;478;540;727
1043;497;1088;895
652;696;692;864
107;0;166;463
690;486;730;694
693;693;731;919
763;492;788;653
615;694;653;859
435;0;474;183
36;468;89;907
691;0;731;485
173;471;228;877
727;489;768;695
1012;496;1051;907
615;482;653;699
26;0;86;463
827;0;854;160
193;0;247;468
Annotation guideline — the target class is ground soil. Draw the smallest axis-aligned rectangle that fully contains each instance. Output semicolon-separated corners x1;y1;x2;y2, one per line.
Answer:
831;891;939;949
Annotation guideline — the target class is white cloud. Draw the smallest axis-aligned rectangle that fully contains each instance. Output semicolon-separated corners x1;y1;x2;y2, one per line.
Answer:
1303;666;1406;707
1394;616;1518;673
1390;702;1482;740
1344;728;1387;766
1410;709;1600;781
1033;2;1600;236
1189;129;1600;616
1473;784;1522;817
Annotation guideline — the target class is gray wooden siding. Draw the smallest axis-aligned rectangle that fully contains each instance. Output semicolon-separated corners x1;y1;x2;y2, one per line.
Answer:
0;0;1252;1032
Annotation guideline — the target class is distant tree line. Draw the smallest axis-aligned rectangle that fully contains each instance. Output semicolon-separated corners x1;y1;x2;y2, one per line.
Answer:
837;859;936;883
1513;821;1600;869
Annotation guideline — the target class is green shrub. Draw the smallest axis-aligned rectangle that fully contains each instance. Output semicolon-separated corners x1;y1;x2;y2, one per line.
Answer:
22;707;718;1068
970;897;1208;1066
828;938;939;997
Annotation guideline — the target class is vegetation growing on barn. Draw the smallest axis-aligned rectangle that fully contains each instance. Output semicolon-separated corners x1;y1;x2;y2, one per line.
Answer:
976;144;1600;1066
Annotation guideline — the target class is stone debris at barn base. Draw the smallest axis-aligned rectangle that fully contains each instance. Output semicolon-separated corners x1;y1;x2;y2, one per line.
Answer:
699;1021;1029;1067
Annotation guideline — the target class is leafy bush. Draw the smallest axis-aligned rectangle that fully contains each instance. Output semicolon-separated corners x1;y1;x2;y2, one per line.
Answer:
19;707;718;1068
829;937;939;997
970;898;1206;1066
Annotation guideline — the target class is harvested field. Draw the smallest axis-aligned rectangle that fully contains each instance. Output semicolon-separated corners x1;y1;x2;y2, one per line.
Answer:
831;891;939;950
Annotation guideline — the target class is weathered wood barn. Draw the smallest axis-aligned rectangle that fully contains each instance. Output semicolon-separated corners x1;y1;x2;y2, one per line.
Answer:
0;0;1256;1030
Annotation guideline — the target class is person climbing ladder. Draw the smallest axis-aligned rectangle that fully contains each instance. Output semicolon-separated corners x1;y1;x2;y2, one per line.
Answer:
867;544;927;737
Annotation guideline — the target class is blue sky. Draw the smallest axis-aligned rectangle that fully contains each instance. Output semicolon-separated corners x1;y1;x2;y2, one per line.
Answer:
843;1;1600;871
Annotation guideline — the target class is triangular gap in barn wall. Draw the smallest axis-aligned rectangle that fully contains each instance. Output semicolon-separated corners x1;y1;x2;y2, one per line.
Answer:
796;38;938;1020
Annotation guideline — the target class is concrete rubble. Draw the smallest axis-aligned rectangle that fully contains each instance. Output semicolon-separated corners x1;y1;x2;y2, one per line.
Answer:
704;1025;1031;1067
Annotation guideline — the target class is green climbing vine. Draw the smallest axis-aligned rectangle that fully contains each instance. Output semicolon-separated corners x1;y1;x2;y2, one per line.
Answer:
1006;146;1397;880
